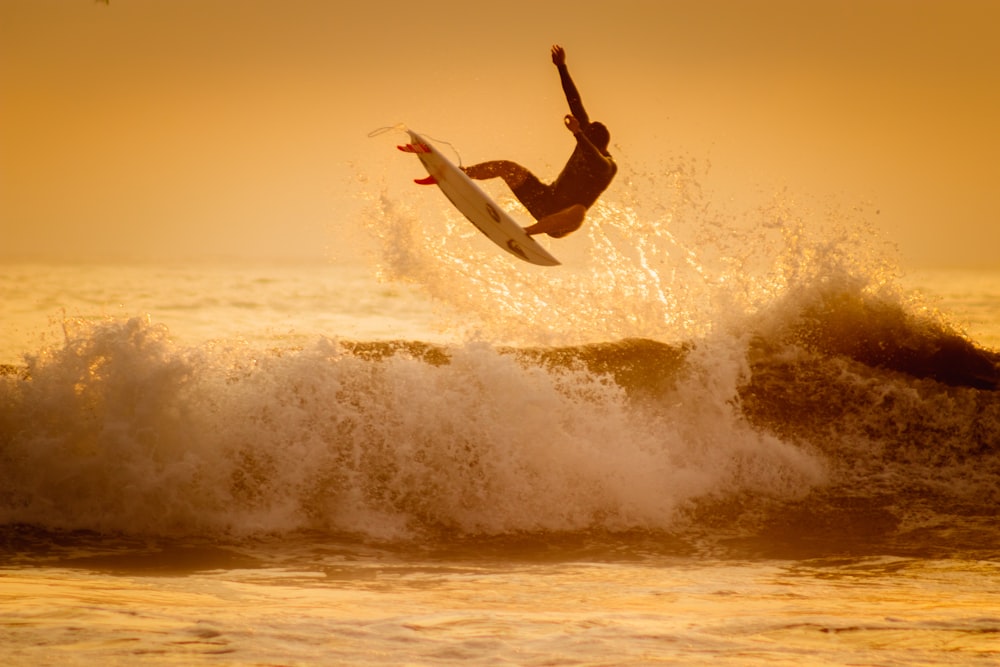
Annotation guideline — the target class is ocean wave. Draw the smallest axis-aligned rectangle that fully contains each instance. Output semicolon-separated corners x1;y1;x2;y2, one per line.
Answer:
1;293;997;545
2;163;997;549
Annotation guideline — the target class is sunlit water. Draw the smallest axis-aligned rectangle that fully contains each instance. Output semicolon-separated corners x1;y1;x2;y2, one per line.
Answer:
2;177;1000;664
4;540;998;666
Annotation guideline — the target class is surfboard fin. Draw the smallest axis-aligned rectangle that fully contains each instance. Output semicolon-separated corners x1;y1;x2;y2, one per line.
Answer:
397;143;430;154
413;175;437;185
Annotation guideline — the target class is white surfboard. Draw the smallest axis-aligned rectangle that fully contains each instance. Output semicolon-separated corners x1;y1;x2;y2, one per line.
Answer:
399;129;560;267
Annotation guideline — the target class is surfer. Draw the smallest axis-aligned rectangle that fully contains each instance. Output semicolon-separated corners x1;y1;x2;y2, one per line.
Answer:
461;45;617;238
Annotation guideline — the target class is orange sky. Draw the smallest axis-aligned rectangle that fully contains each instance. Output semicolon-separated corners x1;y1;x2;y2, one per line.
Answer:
2;0;998;267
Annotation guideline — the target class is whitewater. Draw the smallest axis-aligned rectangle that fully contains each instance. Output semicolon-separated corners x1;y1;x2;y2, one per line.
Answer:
1;155;999;665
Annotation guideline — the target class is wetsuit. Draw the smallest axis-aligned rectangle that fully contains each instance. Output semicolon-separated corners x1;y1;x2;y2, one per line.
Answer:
511;63;617;220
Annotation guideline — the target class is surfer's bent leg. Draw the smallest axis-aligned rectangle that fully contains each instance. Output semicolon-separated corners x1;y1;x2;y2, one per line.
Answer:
524;204;587;238
462;160;531;189
464;161;555;222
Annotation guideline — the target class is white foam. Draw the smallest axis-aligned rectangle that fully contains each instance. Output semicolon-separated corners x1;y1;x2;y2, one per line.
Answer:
0;318;825;538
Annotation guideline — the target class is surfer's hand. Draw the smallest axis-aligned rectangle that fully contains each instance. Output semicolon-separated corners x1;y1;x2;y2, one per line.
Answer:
551;45;566;66
564;114;581;134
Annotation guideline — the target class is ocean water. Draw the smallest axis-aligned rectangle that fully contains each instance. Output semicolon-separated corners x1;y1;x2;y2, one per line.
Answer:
2;171;1000;665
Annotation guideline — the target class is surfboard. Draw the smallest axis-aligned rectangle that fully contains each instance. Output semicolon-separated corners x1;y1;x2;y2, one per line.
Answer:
398;129;560;267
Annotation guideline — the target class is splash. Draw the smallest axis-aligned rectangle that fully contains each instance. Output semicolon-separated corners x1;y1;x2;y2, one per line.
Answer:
359;153;900;348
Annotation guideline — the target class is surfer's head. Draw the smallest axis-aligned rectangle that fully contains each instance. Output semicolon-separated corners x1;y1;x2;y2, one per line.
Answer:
586;122;611;152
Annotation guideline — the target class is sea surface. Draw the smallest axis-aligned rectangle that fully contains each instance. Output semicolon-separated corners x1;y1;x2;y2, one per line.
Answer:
2;182;1000;665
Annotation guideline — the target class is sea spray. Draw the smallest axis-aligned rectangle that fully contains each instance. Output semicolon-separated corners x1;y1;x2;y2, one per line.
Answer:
359;153;901;348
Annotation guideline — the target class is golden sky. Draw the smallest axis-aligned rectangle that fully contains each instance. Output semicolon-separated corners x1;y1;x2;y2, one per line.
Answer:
2;0;998;267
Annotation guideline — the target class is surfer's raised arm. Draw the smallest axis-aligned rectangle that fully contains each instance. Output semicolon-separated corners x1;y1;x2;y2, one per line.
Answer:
551;44;590;126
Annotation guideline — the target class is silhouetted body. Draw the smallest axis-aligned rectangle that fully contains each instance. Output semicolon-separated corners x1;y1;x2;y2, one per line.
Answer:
462;45;617;238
